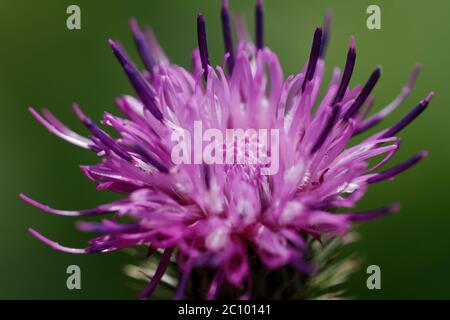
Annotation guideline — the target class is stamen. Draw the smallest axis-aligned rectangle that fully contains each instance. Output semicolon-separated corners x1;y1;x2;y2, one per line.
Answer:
197;13;210;82
72;103;133;162
302;27;323;92
221;0;235;74
381;92;433;138
255;0;264;50
331;36;356;104
130;18;154;71
108;40;164;121
343;66;381;120
367;151;427;184
310;103;341;154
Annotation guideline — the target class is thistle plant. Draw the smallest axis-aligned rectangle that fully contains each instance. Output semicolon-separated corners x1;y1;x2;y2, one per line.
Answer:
22;0;432;299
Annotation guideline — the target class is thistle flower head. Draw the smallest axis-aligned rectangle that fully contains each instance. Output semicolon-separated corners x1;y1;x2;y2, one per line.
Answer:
23;1;432;299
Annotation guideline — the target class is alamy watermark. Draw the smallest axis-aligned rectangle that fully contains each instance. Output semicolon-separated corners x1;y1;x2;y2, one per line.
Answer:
170;121;280;175
66;265;81;290
367;5;381;30
66;5;81;30
366;264;381;290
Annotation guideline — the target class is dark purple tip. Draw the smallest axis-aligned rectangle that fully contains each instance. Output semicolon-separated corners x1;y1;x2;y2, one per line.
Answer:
319;11;332;58
302;27;323;92
108;39;134;67
381;92;434;138
72;104;133;162
331;36;356;104
367;151;428;184
133;143;169;173
109;40;163;121
124;65;163;121
354;64;422;135
348;203;400;222
255;0;264;50
310;103;341;154
197;13;210;82
344;66;381;120
130;18;154;71
221;0;235;74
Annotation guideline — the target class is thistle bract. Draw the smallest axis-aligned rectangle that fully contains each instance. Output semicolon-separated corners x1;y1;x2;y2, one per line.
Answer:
23;0;432;299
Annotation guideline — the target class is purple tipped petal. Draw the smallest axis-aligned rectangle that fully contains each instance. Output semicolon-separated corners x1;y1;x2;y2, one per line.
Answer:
130;18;154;71
331;36;356;104
344;66;381;120
28;107;92;149
255;0;264;50
221;0;235;74
72;104;133;162
133;143;169;173
123;64;164;121
108;39;135;67
109;40;164;121
367;151;428;184
29;228;88;254
310;103;341;154
381;92;433;138
302;27;323;92
347;203;400;221
197;13;210;82
356;64;421;134
20;194;109;216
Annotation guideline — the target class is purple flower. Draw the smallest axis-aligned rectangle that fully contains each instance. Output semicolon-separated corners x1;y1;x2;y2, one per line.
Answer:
22;0;432;299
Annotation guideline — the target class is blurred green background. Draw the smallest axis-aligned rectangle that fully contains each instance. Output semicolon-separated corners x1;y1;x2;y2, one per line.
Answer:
1;0;449;299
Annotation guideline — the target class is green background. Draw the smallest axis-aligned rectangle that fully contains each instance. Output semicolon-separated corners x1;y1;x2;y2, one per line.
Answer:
1;0;449;299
